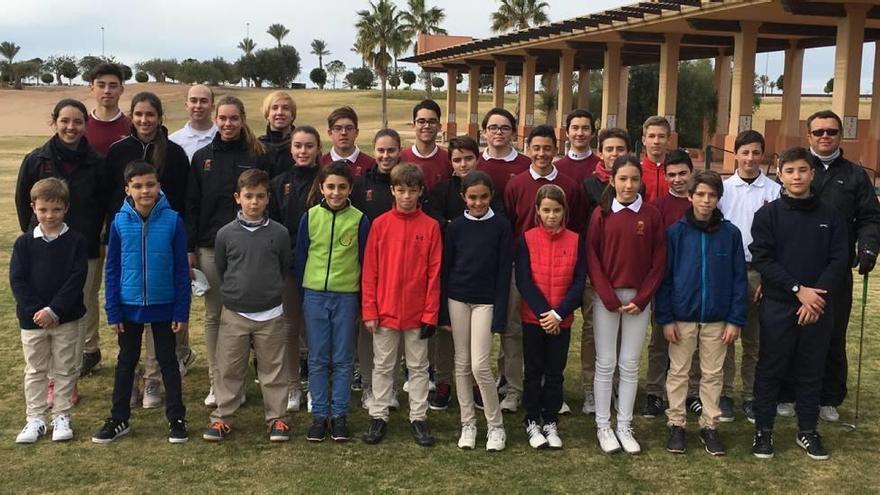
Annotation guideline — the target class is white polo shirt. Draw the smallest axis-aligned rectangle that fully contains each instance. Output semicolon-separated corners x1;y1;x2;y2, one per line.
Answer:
169;122;219;161
718;171;781;262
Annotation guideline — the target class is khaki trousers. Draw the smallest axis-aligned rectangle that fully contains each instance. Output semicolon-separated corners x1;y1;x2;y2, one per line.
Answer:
370;328;429;422
79;255;104;357
210;308;288;425
357;323;401;390
448;299;503;428
721;268;761;399
496;274;523;396
665;321;727;429
580;283;595;389
428;327;455;385
21;321;80;421
198;247;223;387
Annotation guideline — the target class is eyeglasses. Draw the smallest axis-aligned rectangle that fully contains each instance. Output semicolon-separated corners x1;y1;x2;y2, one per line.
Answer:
810;128;840;137
331;125;356;133
486;125;513;133
415;118;439;127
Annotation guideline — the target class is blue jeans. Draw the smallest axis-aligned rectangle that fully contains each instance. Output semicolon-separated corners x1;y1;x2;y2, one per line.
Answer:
302;289;358;418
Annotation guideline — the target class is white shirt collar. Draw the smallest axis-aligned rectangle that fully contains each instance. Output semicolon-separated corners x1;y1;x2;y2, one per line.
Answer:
410;143;438;159
567;148;593;160
482;147;519;162
331;146;361;163
668;188;688;199
464;207;495;221
611;194;643;213
184;121;218;137
33;223;69;241
90;109;124;122
529;165;559;181
731;170;767;187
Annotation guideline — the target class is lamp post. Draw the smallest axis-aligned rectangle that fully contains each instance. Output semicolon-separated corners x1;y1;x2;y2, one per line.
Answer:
101;26;105;57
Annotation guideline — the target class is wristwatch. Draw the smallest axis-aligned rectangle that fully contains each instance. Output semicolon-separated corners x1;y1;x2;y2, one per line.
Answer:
791;284;800;293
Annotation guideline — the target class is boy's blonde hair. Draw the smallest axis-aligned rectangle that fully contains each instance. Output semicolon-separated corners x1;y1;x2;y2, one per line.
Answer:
390;162;424;189
30;177;69;205
262;91;297;122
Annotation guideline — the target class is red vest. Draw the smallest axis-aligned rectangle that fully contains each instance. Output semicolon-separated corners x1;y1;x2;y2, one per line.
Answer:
521;227;580;326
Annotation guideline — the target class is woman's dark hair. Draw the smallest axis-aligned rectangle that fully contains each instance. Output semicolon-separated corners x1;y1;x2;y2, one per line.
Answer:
50;98;88;125
373;128;401;147
123;159;158;184
308;160;353;206
215;95;265;156
599;154;642;216
130;92;167;176
460;170;495;195
291;125;322;161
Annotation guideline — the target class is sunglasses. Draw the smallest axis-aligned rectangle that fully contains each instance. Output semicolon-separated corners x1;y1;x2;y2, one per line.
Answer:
810;128;840;137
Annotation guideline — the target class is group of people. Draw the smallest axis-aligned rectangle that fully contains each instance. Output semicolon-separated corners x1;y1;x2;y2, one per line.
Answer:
11;62;879;461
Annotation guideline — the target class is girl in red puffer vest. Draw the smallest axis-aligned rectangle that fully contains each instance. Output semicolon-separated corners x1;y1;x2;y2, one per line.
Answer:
515;184;586;450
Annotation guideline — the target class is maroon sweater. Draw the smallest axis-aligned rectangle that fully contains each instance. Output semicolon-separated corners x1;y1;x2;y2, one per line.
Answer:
505;168;585;237
321;150;376;176
586;203;666;311
652;192;691;229
554;152;601;185
478;152;532;196
84;113;130;157
400;146;452;191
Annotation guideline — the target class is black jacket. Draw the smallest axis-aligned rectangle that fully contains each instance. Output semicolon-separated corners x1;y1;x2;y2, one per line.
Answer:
15;136;108;258
809;150;880;264
426;175;506;235
259;127;293;179
351;167;396;222
105;126;189;219
268;164;319;247
185;134;272;251
750;194;849;304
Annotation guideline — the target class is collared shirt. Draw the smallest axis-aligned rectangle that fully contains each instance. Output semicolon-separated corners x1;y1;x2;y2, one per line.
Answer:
611;194;643;213
169;122;219;161
33;223;69;242
464;208;496;222
528;165;559;181
718;171;782;262
482;147;519;162
330;146;362;163
410;143;439;159
567;148;593;161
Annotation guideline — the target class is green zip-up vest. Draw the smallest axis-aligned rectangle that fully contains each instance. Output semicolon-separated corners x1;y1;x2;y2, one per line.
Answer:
303;203;364;293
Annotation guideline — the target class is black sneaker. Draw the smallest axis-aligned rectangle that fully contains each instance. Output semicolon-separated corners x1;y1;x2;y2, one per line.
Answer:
91;418;130;444
169;419;188;444
80;351;102;377
410;420;435;447
699;428;726;456
718;396;735;422
797;430;830;460
752;429;774;459
330;416;351;442
642;394;665;418
362;418;387;445
203;421;230;441
686;396;703;417
307;417;328;442
473;385;484;410
351;369;363;392
429;383;452;411
742;400;756;424
666;425;686;454
300;358;309;386
268;419;291;442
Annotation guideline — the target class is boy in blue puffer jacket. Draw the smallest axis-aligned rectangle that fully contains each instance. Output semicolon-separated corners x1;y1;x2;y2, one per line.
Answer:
92;160;191;445
655;170;747;457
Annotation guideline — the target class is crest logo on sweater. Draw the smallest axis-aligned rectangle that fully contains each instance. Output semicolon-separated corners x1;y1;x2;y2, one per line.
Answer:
203;159;212;171
415;234;425;241
636;221;645;235
339;232;355;247
284;183;291;195
366;189;373;201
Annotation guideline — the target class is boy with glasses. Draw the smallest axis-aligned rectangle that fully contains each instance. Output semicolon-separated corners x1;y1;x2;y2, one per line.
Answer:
321;106;376;175
401;99;452;191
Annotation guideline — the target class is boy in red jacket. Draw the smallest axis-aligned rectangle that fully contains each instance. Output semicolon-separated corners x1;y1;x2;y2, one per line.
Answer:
361;163;442;447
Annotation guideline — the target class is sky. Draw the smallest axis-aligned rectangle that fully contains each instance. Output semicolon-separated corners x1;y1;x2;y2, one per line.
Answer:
1;0;875;93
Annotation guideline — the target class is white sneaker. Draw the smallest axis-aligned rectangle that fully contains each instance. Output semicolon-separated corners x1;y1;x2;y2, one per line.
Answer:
819;405;840;422
616;426;641;454
361;388;374;410
428;379;436;393
486;426;507;452
500;392;520;413
559;401;572;415
542;422;563;449
51;415;73;442
142;379;162;409
582;391;596;414
597;426;621;453
402;380;410;393
777;402;795;417
497;376;510;396
16;419;47;444
204;387;216;407
306;391;313;413
458;422;477;449
525;420;548;449
390;390;400;410
286;388;302;412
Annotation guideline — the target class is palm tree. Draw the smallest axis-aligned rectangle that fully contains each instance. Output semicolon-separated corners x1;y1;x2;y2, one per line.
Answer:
0;41;22;89
356;0;405;127
237;38;256;56
490;0;550;32
266;23;290;48
400;0;447;54
351;37;370;68
310;39;330;71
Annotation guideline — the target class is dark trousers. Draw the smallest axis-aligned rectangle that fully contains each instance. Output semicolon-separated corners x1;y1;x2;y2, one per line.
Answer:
111;321;186;422
753;299;833;432
522;324;570;425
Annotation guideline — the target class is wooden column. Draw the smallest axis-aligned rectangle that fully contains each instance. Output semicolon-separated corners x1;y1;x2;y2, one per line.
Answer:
865;40;880;174
467;65;480;139
577;65;590;110
445;68;458;140
518;55;537;149
723;21;759;172
658;33;682;149
712;54;732;150
556;49;575;145
832;2;870;142
601;42;622;129
493;60;507;108
776;42;804;154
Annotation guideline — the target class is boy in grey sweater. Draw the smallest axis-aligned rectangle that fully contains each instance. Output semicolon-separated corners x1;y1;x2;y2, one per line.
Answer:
203;169;293;443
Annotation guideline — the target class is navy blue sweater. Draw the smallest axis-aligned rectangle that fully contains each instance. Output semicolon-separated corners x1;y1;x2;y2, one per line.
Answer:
749;194;849;304
10;228;88;329
441;211;513;332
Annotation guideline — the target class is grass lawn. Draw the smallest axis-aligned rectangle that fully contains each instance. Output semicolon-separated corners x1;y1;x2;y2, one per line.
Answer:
0;87;878;493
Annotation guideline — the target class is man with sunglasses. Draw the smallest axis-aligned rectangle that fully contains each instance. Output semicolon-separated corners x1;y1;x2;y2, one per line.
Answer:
796;110;880;423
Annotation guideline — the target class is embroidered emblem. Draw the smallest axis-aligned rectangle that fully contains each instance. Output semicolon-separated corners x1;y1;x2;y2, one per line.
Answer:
366;190;373;201
203;159;212;171
636;221;645;235
284;183;291;195
339;232;355;247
